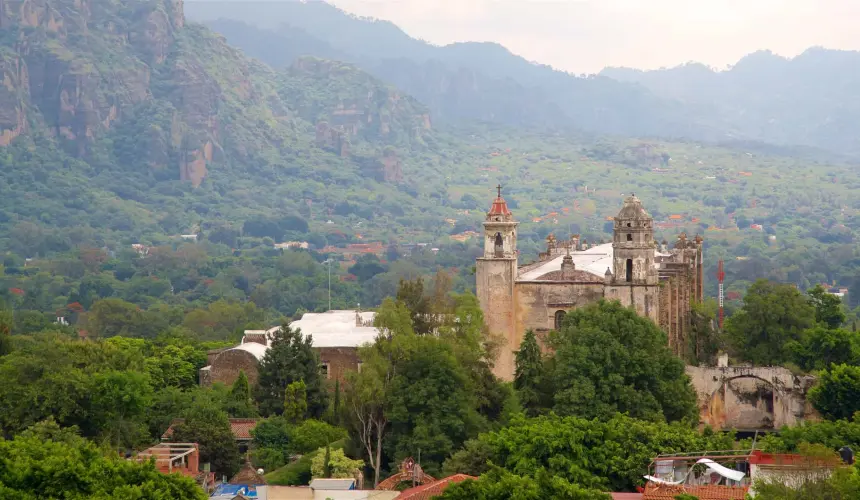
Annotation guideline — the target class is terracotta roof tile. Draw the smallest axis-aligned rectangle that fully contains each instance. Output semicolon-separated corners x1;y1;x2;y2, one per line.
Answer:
643;484;748;500
611;494;643;500
487;196;512;217
162;418;260;441
394;474;476;500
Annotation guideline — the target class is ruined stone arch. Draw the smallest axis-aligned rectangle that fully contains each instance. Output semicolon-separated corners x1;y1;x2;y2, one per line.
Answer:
706;375;777;430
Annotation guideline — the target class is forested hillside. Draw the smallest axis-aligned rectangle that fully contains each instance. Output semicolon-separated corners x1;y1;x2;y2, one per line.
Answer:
2;0;860;321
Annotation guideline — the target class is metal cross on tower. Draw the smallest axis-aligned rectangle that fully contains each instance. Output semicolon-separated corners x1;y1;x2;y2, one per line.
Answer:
496;184;502;197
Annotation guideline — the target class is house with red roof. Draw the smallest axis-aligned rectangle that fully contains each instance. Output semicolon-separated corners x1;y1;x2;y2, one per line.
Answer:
394;474;476;500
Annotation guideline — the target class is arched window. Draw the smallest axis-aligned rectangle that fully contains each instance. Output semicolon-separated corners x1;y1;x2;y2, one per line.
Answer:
626;259;633;282
555;310;566;330
626;233;633;241
494;232;504;257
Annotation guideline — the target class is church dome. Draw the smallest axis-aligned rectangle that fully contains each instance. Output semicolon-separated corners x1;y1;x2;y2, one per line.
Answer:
616;194;651;220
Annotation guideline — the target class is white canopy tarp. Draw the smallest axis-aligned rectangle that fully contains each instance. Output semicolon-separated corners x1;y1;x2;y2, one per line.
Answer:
697;458;746;482
644;458;746;485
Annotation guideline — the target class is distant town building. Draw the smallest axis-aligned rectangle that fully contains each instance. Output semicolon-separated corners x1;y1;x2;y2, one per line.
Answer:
476;191;704;380
199;310;377;388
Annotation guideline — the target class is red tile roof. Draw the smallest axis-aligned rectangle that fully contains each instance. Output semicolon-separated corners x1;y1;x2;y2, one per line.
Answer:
394;474;476;499
162;418;259;441
487;196;512;217
643;484;748;499
611;494;643;500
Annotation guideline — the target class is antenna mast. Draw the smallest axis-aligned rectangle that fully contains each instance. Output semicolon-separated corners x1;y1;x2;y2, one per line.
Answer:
717;259;725;329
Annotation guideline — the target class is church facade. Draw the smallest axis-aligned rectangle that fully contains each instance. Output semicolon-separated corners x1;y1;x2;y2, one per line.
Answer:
476;191;704;381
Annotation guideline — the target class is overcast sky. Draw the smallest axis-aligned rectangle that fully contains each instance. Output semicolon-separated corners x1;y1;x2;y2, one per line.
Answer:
325;0;859;73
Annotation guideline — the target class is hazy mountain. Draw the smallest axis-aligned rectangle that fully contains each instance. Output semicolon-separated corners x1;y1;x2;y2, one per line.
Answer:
186;0;707;139
187;1;860;157
601;48;860;156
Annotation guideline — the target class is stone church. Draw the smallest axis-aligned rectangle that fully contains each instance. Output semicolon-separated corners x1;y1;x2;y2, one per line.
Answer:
476;190;704;381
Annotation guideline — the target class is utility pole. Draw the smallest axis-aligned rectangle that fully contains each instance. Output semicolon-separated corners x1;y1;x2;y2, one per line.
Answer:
323;259;333;311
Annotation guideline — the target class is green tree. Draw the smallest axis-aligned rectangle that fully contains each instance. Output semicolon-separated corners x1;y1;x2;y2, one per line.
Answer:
172;403;241;478
89;369;153;448
809;364;860;421
0;309;12;357
438;467;611;500
310;447;364;479
283;379;308;423
225;371;258;418
442;413;734;493
344;341;390;488
254;324;327;417
331;379;341;425
688;299;721;366
395;277;433;334
0;420;206;499
384;334;480;476
808;284;846;329
87;298;163;338
514;329;548;417
550;300;697;423
288;419;347;455
788;326;859;371
725;280;815;365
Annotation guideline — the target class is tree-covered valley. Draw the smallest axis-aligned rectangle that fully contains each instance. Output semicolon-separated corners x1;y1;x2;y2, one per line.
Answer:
4;0;860;498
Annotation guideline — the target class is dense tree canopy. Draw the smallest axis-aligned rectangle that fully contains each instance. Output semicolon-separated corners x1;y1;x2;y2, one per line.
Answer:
0;420;206;500
549;300;698;423
725;279;815;365
443;413;734;493
808;364;860;422
254;324;327;418
514;329;548;417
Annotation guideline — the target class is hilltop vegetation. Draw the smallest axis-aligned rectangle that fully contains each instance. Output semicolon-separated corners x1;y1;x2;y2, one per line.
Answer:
0;0;860;320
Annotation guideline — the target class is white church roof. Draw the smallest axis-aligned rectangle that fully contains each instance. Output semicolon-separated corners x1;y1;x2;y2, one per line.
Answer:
517;243;670;282
288;310;379;348
245;310;379;349
230;341;269;361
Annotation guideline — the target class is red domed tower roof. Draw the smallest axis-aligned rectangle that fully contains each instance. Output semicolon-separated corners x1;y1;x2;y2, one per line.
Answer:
487;185;513;219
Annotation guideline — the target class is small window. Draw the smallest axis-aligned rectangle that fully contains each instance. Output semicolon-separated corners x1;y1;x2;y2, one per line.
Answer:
626;259;633;282
626;233;633;241
626;222;632;228
320;363;330;379
554;310;566;330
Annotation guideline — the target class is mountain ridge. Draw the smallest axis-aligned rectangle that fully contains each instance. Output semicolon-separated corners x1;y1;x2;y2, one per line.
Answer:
188;1;860;157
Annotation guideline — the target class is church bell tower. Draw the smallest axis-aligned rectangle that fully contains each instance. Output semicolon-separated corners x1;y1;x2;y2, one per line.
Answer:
612;194;658;285
476;186;518;380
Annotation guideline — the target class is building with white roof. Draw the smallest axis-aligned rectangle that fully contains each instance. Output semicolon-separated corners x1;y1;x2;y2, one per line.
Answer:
200;310;380;388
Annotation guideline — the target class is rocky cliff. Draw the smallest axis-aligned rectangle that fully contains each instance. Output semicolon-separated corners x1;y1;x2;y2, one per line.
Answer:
281;56;430;147
0;0;296;186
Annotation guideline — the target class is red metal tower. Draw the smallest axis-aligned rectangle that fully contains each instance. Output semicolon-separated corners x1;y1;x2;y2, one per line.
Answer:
717;259;725;329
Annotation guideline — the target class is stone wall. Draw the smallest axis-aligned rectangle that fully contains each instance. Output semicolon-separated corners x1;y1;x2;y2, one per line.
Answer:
686;365;818;431
514;281;604;334
602;283;661;323
476;257;517;380
207;349;262;387
318;347;360;386
201;346;360;389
